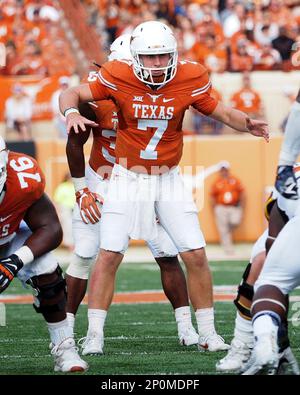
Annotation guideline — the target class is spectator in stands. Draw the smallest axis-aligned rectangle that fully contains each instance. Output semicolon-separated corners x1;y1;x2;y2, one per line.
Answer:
254;42;282;71
53;173;75;251
272;26;295;71
202;33;227;73
51;76;70;138
222;1;245;38
4;83;32;141
230;72;264;119
254;15;279;46
210;162;245;255
230;38;254;72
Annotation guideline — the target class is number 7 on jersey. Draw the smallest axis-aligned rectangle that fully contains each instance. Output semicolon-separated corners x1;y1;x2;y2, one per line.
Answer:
139;119;168;160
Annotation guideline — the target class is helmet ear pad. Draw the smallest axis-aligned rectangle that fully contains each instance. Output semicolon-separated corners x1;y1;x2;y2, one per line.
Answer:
130;21;178;86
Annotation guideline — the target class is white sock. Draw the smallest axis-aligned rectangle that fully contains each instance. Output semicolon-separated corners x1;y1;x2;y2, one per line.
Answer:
233;312;254;347
195;307;216;337
253;314;278;338
175;306;193;331
47;318;73;346
87;308;107;336
66;312;75;334
279;101;300;165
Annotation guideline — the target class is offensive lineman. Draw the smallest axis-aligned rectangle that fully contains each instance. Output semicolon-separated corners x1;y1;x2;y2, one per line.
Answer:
0;137;87;372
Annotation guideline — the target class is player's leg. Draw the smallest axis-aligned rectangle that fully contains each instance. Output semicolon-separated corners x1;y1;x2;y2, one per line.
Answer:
65;203;99;333
244;216;300;375
147;224;198;345
156;170;229;352
82;191;131;355
12;224;87;372
216;240;266;373
66;169;109;334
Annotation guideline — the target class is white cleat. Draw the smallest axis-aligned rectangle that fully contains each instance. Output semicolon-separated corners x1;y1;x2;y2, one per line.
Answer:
198;332;230;352
216;338;251;373
277;347;300;375
178;326;199;346
51;337;88;373
242;331;279;375
79;332;104;356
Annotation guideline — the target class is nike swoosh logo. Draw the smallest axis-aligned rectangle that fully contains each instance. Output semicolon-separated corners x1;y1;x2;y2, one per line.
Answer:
163;98;174;103
0;214;12;222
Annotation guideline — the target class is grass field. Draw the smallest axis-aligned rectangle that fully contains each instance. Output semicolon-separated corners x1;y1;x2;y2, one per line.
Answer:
0;260;299;375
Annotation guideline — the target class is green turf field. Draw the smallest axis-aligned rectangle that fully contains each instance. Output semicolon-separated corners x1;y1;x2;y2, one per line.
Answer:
0;260;299;375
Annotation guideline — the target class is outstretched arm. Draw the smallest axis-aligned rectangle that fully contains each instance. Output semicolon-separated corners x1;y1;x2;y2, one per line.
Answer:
209;101;269;142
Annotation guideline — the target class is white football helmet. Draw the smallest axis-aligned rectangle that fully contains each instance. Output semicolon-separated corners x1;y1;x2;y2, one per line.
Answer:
0;137;8;195
108;34;132;61
130;21;178;86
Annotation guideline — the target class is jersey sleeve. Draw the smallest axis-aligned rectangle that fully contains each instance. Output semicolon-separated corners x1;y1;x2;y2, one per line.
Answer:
191;68;218;116
88;62;117;101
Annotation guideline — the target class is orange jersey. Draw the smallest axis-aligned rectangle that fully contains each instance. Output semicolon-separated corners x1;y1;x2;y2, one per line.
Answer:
230;88;261;114
89;100;118;173
89;60;217;173
211;176;244;206
82;71;118;175
0;152;45;244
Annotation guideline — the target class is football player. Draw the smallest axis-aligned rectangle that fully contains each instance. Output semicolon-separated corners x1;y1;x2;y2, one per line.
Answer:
66;34;199;353
0;137;87;373
216;181;300;374
241;92;300;374
60;21;268;356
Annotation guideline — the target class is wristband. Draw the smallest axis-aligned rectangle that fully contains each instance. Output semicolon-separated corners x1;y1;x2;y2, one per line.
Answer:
14;246;34;265
72;177;87;192
64;107;80;117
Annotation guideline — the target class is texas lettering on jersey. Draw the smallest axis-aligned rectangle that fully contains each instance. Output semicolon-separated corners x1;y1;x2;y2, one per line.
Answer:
89;60;218;173
0;151;45;243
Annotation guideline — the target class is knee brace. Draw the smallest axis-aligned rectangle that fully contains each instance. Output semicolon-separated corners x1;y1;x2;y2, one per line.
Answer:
234;263;254;320
27;266;67;314
66;254;94;280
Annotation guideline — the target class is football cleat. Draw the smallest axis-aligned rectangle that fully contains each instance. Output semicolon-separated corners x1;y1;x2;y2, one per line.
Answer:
216;338;251;373
242;331;279;375
198;332;230;352
178;325;199;346
51;337;88;372
79;332;104;356
276;347;300;375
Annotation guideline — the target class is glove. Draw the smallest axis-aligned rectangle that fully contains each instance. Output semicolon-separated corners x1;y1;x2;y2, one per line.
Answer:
275;165;298;200
0;254;23;294
75;187;103;224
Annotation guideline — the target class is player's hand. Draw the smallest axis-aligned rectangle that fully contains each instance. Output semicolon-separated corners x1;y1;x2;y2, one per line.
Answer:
246;118;269;142
76;187;104;224
66;113;99;134
0;255;24;293
275;165;298;200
